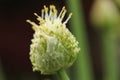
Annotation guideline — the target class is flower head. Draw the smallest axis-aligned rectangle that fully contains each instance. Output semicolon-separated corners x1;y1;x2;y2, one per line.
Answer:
27;5;80;74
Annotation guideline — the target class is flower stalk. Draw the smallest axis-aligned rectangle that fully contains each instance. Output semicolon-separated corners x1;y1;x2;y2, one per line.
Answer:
66;0;94;80
57;69;70;80
101;25;119;80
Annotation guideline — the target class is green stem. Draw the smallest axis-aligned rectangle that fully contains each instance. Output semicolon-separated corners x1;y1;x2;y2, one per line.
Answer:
57;69;70;80
0;60;5;80
66;0;94;80
101;26;119;80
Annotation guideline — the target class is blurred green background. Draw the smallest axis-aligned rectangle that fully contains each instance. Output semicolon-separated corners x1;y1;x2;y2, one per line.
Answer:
0;0;120;80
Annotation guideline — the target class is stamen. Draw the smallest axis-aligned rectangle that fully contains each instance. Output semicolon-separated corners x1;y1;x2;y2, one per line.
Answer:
50;5;53;9
58;6;65;18
34;13;42;22
63;13;72;24
44;5;49;20
50;5;54;12
50;5;55;20
54;9;57;14
49;5;53;20
41;9;44;19
51;5;55;10
27;5;71;29
26;20;39;30
60;9;67;21
53;9;58;19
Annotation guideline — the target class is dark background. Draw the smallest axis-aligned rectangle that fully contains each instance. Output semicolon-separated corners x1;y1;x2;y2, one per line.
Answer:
0;0;103;80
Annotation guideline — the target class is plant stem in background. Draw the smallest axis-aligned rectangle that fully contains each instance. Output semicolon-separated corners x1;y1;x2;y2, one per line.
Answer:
101;25;119;80
0;60;5;80
90;0;119;80
66;0;94;80
57;69;70;80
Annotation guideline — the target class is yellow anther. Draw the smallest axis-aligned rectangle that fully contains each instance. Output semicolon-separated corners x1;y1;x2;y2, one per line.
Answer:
69;13;72;17
63;13;72;24
26;20;36;26
34;13;43;22
64;9;67;12
52;5;55;9
63;9;67;13
26;19;31;23
26;20;38;30
50;5;52;9
44;5;47;9
44;5;48;12
62;6;65;10
34;13;39;17
50;5;55;9
54;9;58;14
61;9;67;18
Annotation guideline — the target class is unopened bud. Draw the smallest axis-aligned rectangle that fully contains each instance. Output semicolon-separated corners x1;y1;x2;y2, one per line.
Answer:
90;0;120;30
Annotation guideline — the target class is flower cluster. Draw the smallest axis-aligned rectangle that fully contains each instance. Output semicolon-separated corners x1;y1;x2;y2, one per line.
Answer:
27;5;80;74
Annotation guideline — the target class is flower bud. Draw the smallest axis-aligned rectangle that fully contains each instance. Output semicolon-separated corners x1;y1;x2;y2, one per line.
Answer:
90;0;120;29
27;5;80;74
